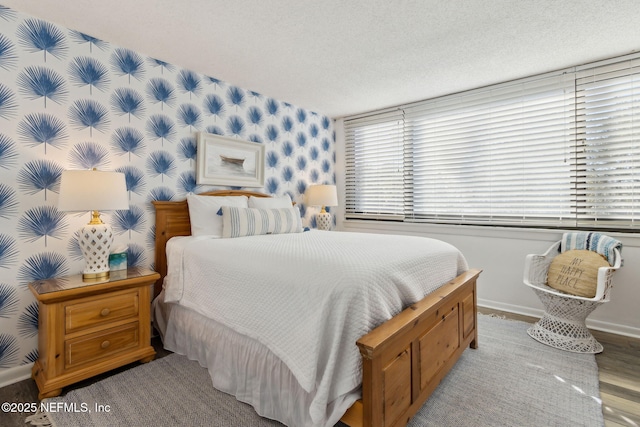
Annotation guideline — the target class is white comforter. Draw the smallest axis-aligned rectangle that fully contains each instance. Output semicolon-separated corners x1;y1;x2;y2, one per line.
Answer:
163;230;467;425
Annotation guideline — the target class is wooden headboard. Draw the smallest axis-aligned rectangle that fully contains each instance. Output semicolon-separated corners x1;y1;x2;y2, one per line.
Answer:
152;190;271;297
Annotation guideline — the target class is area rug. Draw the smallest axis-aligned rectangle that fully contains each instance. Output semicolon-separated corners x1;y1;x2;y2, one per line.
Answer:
32;315;603;427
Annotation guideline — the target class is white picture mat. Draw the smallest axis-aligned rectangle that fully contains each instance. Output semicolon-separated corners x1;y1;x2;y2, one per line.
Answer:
196;132;265;187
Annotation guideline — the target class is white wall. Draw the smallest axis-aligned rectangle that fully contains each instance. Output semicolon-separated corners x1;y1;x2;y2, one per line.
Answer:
334;118;640;339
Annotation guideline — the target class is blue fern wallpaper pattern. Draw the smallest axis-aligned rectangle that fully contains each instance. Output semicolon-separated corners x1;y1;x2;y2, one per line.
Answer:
0;5;335;372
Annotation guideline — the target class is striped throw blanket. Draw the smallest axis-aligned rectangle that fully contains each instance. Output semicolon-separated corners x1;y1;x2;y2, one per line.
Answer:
560;232;622;266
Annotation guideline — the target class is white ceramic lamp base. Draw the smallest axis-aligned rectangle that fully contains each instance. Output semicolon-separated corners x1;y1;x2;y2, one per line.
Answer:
316;212;332;231
78;222;114;280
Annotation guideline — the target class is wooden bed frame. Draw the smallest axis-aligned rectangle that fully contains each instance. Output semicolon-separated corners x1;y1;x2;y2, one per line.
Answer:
153;190;481;427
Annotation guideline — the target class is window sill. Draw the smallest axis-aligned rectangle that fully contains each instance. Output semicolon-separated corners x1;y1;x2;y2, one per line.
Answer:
339;219;640;248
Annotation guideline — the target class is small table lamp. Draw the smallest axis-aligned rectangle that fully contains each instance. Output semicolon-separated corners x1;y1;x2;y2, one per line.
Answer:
306;185;338;231
58;170;129;280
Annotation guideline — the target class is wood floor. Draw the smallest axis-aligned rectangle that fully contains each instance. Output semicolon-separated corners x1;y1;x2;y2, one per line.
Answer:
478;307;640;427
1;312;638;427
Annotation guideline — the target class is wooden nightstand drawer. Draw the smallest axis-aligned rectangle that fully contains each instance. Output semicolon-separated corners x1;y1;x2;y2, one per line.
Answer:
65;290;139;334
65;322;139;369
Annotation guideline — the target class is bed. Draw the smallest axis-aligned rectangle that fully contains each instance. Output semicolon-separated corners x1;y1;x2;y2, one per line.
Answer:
152;190;481;427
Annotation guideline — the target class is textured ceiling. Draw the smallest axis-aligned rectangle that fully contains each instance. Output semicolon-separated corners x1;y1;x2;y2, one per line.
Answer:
2;0;640;118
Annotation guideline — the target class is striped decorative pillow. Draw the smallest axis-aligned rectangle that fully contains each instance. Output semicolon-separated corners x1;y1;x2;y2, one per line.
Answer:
221;206;303;238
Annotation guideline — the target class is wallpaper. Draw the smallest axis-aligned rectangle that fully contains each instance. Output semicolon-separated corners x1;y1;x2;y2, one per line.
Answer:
0;5;335;372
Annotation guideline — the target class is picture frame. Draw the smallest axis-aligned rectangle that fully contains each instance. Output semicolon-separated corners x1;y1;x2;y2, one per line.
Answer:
196;132;265;187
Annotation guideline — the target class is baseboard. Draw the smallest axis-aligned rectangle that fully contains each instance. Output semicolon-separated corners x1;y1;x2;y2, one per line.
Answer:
478;299;640;339
478;299;543;320
585;318;640;339
0;362;33;389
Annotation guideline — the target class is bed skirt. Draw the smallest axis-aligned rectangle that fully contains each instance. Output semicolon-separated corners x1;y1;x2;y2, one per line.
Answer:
153;292;359;427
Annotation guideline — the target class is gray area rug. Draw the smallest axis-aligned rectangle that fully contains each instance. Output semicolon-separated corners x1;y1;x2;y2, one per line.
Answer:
36;315;603;427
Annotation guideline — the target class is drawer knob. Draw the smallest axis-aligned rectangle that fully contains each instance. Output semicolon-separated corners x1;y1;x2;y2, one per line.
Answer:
101;340;110;349
100;308;110;317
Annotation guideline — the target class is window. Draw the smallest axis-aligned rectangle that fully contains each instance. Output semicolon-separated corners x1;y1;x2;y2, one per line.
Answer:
575;56;640;228
344;53;640;230
344;109;406;220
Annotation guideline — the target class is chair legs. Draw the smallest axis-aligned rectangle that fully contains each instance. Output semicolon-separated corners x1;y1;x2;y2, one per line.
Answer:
528;289;604;353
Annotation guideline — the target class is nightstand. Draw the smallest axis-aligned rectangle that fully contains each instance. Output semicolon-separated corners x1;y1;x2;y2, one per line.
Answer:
29;267;159;399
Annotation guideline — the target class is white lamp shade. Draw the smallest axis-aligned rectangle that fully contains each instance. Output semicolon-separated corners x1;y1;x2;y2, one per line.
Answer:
306;185;338;207
58;170;129;212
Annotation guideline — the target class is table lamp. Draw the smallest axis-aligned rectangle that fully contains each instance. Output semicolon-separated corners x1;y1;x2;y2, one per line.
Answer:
306;185;338;231
58;169;129;280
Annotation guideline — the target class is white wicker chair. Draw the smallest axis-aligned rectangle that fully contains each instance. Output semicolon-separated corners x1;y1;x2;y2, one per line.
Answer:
523;240;621;353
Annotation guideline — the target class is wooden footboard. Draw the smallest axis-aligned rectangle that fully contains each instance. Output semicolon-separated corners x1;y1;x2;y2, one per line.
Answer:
341;268;481;427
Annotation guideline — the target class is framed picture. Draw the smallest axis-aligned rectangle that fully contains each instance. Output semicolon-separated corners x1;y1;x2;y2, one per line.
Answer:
196;132;265;187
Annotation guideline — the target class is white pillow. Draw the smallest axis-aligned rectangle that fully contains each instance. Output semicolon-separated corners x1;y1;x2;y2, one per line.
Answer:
248;194;292;209
186;194;248;237
222;206;303;238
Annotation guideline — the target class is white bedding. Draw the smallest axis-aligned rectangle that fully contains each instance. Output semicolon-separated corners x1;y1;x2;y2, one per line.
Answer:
162;230;468;426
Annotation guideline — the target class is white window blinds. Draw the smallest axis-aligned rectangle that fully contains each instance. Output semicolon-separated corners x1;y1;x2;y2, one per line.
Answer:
404;74;576;226
576;57;640;228
344;109;406;219
344;52;640;230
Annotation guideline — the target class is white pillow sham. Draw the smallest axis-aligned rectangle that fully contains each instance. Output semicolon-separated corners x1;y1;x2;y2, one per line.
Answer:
221;206;303;238
187;194;248;237
248;194;293;209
